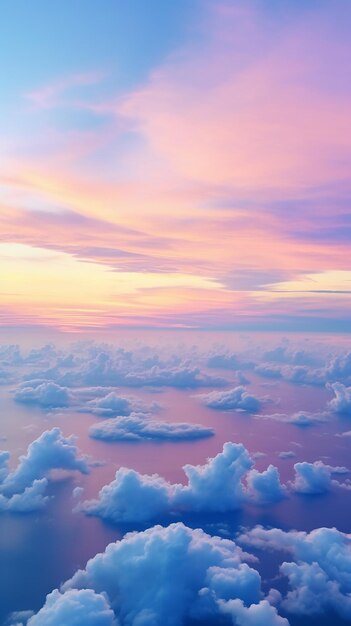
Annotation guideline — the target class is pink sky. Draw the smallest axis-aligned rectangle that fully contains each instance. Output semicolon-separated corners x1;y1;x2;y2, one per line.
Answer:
0;1;350;331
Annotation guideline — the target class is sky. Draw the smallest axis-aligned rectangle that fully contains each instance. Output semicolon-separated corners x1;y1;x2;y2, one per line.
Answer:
0;0;350;332
0;332;351;626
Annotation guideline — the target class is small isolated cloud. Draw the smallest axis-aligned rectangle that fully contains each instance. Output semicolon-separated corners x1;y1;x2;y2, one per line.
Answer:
291;460;349;494
278;451;297;459
14;381;72;408
264;411;327;427
198;386;261;412
327;382;351;415
0;428;89;512
89;412;214;442
239;525;351;619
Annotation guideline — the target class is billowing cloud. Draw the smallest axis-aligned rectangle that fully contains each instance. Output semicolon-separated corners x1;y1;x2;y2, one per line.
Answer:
255;351;351;388
0;428;89;511
27;347;227;390
80;390;160;417
86;391;131;416
291;461;349;494
26;589;116;626
56;523;282;626
246;466;287;505
239;525;351;619
326;352;351;384
0;478;49;513
81;442;292;524
14;381;72;408
89;412;214;442
197;386;261;412
327;382;351;415
81;443;255;523
220;598;289;626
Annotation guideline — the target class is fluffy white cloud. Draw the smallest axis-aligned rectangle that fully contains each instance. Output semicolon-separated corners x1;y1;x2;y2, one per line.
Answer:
27;589;116;626
254;350;351;389
0;428;89;511
326;351;351;384
0;478;49;512
239;525;351;619
76;388;159;417
89;412;214;442
14;381;71;408
61;349;227;389
198;386;261;412
327;382;351;415
246;466;287;505
291;460;349;494
220;598;289;625
82;467;173;523
86;391;132;416
254;364;282;379
82;443;254;523
82;442;291;523
174;443;254;513
54;523;281;626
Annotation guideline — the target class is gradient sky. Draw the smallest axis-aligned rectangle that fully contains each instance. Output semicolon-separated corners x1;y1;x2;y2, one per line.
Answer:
1;0;350;331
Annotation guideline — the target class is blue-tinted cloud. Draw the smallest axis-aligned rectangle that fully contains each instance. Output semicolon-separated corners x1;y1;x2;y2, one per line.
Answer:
0;478;49;513
14;381;72;408
246;465;287;505
198;386;261;412
291;461;349;494
81;442;291;524
239;525;351;619
89;412;214;442
0;428;89;511
220;598;289;626
327;382;351;415
27;589;116;626
56;523;282;626
263;411;327;427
